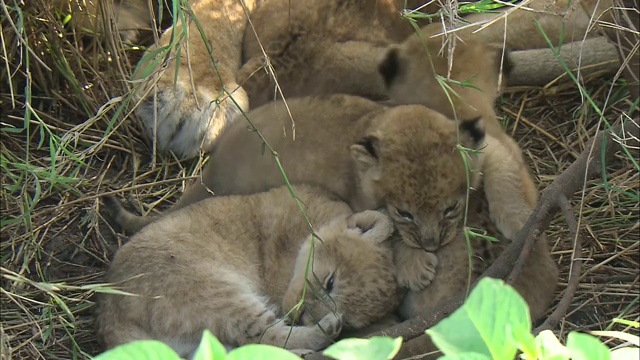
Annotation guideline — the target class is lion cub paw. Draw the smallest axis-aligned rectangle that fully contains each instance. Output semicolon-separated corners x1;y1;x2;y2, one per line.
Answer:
395;246;439;291
135;78;249;160
294;312;342;352
317;312;343;340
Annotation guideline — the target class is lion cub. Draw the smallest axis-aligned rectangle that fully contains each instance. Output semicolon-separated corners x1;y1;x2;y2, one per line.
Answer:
97;185;399;356
399;135;558;322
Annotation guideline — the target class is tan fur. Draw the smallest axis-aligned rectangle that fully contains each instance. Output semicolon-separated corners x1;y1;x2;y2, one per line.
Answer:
173;95;531;292
238;0;414;109
400;135;558;323
195;95;487;252
401;0;613;50
109;95;486;290
97;185;399;356
133;0;259;159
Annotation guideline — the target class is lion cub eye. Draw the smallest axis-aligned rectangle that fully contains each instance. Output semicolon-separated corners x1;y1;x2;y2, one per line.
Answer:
444;202;460;219
395;208;414;222
324;273;336;293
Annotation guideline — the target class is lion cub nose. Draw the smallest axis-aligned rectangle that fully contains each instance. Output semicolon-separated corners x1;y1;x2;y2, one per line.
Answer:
421;238;439;251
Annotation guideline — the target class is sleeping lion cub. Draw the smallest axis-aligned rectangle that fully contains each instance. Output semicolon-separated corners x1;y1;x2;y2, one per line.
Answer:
399;135;558;322
97;185;399;356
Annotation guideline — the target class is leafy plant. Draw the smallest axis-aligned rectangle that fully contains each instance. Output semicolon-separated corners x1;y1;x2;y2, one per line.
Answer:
93;330;402;360
323;336;403;360
427;277;640;360
93;330;300;360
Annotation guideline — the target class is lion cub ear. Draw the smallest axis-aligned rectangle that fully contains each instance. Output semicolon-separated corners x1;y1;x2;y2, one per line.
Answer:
347;210;394;244
349;135;381;180
459;117;486;148
379;46;402;88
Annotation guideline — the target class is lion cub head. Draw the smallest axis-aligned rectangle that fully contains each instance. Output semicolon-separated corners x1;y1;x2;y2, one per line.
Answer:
378;27;510;131
283;210;399;331
351;105;485;252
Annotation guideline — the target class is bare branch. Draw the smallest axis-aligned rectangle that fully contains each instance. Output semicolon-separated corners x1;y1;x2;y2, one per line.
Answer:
506;226;541;285
534;195;583;334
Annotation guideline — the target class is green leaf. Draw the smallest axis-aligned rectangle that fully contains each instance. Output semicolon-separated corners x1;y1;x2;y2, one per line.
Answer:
566;332;611;360
426;277;531;359
509;323;537;359
192;330;227;360
93;340;181;360
226;344;301;360
438;353;492;360
323;336;403;360
534;330;570;360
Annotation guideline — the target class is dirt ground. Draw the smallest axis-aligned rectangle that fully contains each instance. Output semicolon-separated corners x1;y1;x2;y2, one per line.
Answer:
1;1;638;359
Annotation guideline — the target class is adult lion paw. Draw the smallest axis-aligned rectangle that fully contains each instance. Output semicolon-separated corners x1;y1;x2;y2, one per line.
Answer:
135;75;249;159
133;14;249;160
394;245;438;291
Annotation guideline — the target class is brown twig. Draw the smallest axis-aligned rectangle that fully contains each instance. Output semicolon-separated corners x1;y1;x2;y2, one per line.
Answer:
534;195;583;334
506;226;541;285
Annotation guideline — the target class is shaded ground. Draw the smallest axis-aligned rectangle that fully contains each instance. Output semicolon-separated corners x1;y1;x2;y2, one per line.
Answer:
1;2;638;359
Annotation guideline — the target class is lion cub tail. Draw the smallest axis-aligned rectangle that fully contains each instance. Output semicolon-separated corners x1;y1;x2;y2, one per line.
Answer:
102;196;156;235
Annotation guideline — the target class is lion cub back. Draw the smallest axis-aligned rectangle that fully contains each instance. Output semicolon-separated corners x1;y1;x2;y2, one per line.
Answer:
239;0;413;108
200;95;386;210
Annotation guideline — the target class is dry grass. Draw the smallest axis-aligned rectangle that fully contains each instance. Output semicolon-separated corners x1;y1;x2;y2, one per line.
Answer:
1;1;638;359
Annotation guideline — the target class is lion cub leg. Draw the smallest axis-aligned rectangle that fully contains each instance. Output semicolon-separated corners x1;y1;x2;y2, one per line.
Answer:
134;0;255;159
478;135;558;321
250;310;343;352
218;294;342;352
480;135;538;240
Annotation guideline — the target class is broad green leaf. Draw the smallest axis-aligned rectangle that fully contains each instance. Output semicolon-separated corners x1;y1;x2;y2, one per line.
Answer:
226;344;301;360
566;332;611;360
323;336;403;360
438;353;492;360
509;323;537;359
534;330;570;360
611;347;640;360
93;340;181;360
426;277;530;359
192;330;227;360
